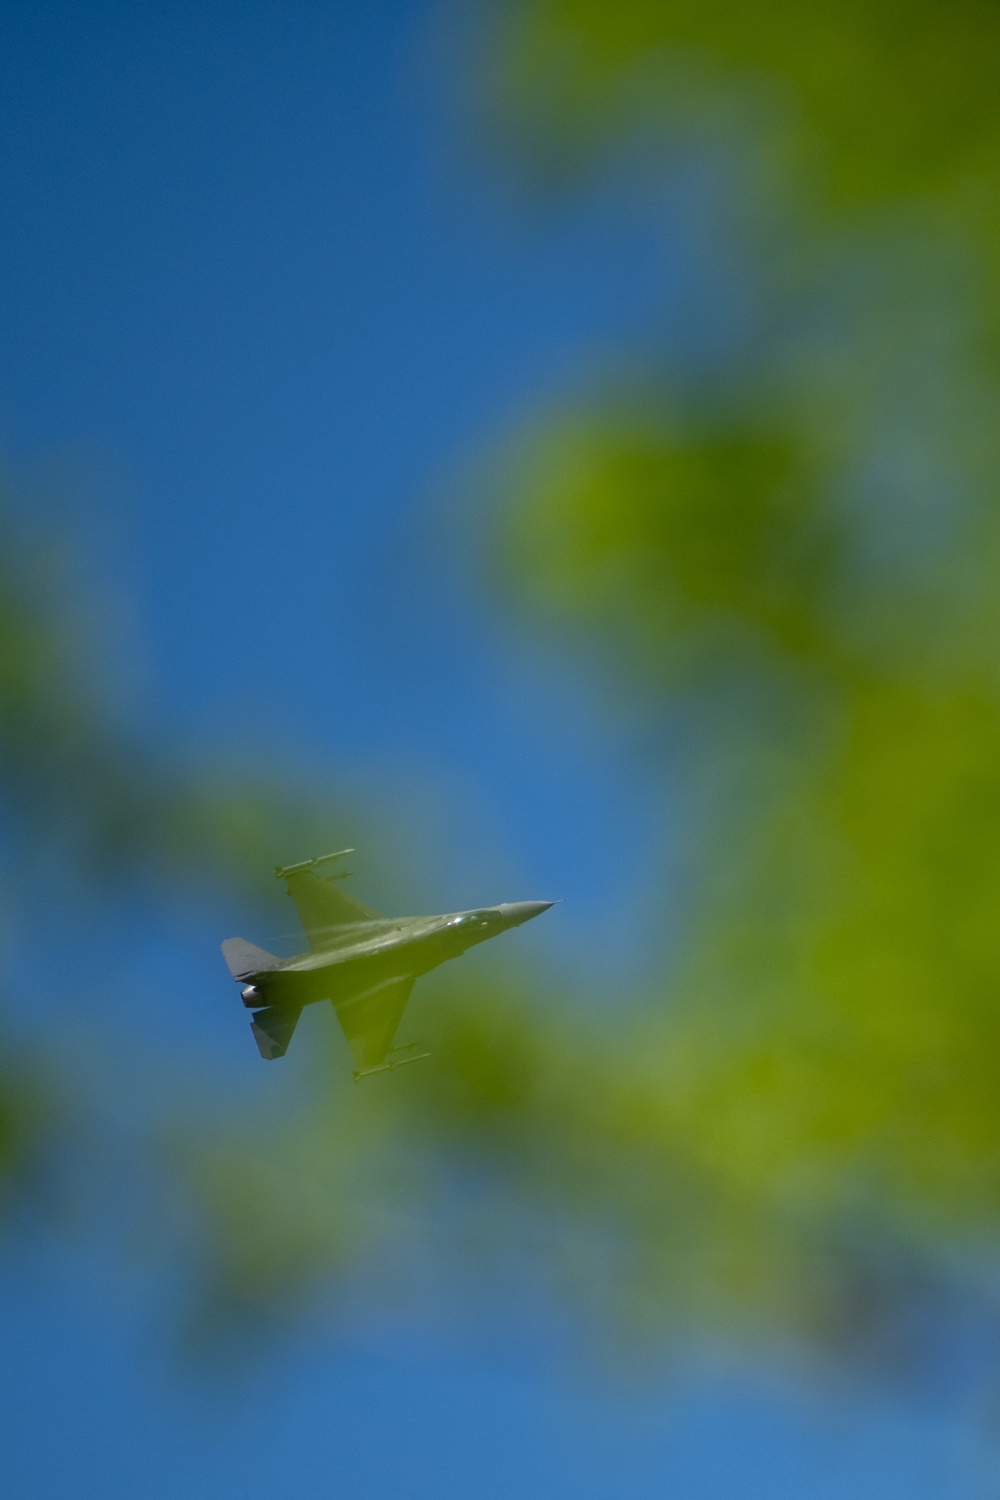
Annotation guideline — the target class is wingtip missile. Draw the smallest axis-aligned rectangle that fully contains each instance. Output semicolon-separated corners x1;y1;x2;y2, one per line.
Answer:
353;1048;432;1082
274;849;355;880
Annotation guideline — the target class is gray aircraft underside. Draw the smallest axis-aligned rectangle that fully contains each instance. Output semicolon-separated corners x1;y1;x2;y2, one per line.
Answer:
221;850;554;1078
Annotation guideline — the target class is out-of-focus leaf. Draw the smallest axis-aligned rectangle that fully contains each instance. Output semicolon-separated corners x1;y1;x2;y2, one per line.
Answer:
498;407;842;676
497;0;1000;209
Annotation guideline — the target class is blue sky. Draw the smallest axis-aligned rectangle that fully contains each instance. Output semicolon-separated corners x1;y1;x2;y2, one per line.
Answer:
0;0;681;951
6;1245;992;1500
1;2;996;1495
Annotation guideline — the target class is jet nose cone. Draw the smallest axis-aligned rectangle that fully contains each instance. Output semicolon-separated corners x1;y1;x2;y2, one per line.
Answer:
498;900;557;926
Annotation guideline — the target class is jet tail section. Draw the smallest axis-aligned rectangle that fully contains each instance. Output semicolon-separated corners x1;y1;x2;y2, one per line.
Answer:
221;937;281;980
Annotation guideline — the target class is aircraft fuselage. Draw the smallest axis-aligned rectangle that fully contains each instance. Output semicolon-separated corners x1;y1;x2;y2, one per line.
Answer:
238;900;552;1013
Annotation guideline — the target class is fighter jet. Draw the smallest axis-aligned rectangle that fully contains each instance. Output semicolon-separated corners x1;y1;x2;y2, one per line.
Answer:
221;850;555;1079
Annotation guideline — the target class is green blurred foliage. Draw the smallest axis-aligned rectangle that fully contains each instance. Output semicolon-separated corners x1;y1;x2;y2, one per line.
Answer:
497;0;1000;208
499;409;842;672
451;0;1000;1372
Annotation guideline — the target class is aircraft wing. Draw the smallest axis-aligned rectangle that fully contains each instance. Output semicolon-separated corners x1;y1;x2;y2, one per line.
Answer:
282;868;382;950
334;975;414;1073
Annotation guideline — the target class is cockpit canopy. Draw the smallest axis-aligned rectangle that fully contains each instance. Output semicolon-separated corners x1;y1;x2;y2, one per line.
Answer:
446;909;503;929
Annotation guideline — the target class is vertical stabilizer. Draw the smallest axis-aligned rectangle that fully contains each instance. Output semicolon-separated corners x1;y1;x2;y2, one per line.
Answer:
221;937;281;979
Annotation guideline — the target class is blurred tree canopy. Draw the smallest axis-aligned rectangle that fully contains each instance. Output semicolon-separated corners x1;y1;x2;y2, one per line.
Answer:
497;0;1000;208
463;0;1000;1377
7;0;1000;1391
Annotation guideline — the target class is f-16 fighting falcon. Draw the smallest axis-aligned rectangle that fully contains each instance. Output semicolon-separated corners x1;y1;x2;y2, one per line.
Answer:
221;850;555;1079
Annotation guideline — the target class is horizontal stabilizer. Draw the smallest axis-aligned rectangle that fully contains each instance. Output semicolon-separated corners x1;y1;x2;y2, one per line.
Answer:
250;1005;301;1060
221;936;281;980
